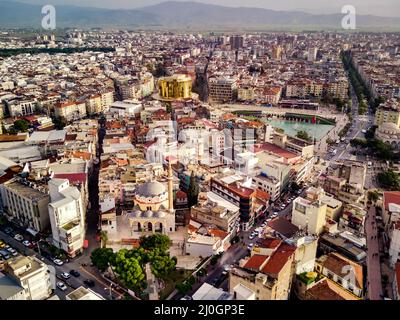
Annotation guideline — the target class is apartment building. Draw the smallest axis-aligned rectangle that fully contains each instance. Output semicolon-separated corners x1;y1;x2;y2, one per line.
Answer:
229;242;296;300
292;192;327;236
315;252;364;298
66;286;105;300
190;200;240;237
48;178;85;258
1;178;50;232
209;77;238;104
210;174;256;230
55;101;87;121
2;256;52;300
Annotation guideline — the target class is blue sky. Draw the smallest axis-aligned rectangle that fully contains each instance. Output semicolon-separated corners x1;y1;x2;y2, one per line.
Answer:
12;0;400;17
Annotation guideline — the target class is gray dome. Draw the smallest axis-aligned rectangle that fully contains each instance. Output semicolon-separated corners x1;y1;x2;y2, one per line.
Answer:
127;210;141;219
136;181;166;198
144;210;153;218
155;211;166;218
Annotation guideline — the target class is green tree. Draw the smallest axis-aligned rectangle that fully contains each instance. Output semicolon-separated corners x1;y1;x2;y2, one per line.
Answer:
368;191;379;203
139;234;171;253
90;248;115;272
150;255;176;277
53;116;66;130
377;170;400;191
296;130;312;142
187;171;200;207
13;119;29;132
8;127;18;135
113;250;145;290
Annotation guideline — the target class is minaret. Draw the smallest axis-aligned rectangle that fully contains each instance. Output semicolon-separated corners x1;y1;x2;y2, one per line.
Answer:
168;161;174;212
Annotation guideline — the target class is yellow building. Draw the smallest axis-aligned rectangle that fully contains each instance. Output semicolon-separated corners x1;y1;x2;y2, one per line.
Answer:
375;100;400;128
157;74;193;101
292;188;328;236
229;241;296;300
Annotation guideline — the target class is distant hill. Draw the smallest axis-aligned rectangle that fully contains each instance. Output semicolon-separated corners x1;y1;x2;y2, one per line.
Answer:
1;0;400;30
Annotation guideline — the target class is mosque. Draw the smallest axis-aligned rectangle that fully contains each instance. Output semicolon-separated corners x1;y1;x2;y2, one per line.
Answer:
122;162;176;235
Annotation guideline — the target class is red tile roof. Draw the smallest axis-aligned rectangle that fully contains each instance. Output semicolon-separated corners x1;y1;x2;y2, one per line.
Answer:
54;173;87;185
261;243;295;275
253;142;298;160
384;191;400;211
243;254;269;271
208;229;229;240
257;238;282;250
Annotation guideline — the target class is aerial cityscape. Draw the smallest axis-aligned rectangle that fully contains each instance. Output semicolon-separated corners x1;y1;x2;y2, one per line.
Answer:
0;0;400;303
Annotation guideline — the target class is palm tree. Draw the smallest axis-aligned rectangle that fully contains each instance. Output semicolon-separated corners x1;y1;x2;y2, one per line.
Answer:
100;231;108;248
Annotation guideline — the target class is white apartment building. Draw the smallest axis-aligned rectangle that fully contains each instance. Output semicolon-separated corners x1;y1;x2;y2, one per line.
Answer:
85;94;103;115
55;101;87;121
100;90;115;112
253;173;281;202
7;99;37;117
3;256;52;300
48;178;85;258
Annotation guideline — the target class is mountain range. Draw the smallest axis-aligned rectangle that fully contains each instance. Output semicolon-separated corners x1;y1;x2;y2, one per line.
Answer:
1;1;400;31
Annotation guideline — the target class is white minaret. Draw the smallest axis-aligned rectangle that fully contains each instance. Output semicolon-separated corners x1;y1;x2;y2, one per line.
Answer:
168;161;174;212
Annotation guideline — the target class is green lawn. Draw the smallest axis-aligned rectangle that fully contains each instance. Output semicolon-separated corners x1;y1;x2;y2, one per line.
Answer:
159;269;193;300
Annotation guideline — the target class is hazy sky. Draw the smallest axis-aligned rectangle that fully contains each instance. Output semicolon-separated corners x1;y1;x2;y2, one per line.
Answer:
16;0;400;17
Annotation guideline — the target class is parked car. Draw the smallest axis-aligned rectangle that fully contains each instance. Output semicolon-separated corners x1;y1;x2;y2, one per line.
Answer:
210;277;220;286
247;243;254;251
0;250;11;260
6;247;18;256
248;234;255;240
70;270;80;277
61;272;71;280
22;240;31;247
4;227;13;234
84;279;95;287
53;258;64;266
56;282;68;291
14;234;24;242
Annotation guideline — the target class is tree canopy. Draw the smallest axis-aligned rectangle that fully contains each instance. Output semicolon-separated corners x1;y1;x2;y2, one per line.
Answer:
296;130;312;142
13;119;29;132
377;170;400;191
139;234;171;253
187;171;200;207
90;248;115;272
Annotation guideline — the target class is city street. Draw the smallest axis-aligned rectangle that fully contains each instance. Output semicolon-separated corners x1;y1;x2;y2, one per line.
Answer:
365;206;383;300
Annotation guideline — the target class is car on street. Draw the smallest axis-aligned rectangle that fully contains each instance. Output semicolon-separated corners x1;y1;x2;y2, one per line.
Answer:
210;277;220;286
70;270;80;277
247;243;254;251
0;250;11;260
4;227;13;234
61;272;71;280
56;282;68;291
53;258;64;266
248;234;255;240
7;247;18;256
84;279;95;287
22;240;31;247
14;234;23;242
